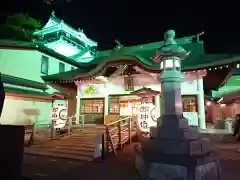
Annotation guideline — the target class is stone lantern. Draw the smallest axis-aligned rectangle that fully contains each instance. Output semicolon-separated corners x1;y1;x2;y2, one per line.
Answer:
134;30;221;180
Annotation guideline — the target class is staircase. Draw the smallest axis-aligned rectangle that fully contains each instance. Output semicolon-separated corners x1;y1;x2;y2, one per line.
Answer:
24;126;106;161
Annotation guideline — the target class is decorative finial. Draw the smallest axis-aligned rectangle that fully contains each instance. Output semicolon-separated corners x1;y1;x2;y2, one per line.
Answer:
78;28;84;33
114;39;124;50
51;10;55;17
164;29;175;40
163;29;177;46
152;29;190;62
115;39;122;46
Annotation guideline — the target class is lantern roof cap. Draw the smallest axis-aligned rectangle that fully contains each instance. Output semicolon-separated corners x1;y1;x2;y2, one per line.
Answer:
157;30;190;60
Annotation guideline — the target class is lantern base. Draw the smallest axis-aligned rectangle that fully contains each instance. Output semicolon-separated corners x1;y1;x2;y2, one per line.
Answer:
134;114;222;180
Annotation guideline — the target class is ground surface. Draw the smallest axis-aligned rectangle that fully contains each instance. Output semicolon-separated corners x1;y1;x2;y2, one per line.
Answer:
22;143;240;180
215;143;240;180
23;144;137;180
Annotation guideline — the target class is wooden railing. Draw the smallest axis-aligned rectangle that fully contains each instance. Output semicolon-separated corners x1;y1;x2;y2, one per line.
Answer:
50;115;86;139
105;116;136;156
24;115;86;145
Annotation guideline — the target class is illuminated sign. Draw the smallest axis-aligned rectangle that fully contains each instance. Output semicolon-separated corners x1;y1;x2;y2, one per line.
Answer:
50;104;68;129
137;103;157;133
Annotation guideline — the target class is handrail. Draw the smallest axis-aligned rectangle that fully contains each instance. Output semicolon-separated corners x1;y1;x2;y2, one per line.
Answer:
50;115;85;139
107;116;131;126
104;116;136;156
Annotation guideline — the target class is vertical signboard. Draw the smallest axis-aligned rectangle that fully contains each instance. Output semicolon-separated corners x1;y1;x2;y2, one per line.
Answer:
137;103;157;133
50;104;68;129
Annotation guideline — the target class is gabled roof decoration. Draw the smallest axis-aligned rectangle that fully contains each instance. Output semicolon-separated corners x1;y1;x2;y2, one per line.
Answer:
34;11;97;47
41;40;240;82
130;87;160;97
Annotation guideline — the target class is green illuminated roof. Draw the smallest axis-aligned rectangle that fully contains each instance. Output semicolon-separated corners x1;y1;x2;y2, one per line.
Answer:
211;66;240;98
1;73;47;90
1;32;240;84
0;73;71;99
34;11;97;47
42;37;240;81
33;11;97;58
225;75;240;86
0;40;88;67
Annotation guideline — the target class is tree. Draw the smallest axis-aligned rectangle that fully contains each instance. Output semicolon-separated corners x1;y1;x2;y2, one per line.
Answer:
0;13;41;41
43;0;73;5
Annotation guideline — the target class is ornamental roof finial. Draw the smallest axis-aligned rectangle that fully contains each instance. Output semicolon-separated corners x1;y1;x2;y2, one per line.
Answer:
51;10;55;17
114;39;124;50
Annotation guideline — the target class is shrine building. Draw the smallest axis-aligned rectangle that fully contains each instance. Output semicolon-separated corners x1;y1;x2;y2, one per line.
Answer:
1;12;240;129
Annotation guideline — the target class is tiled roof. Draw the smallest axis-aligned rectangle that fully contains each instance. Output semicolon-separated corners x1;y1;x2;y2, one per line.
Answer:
42;42;240;81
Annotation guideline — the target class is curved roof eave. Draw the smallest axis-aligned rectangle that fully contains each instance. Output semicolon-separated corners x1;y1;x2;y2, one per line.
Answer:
42;55;160;81
182;55;240;71
42;54;240;82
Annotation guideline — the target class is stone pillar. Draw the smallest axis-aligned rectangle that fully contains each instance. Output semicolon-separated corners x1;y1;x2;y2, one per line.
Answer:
197;77;206;129
134;30;221;180
160;69;183;116
75;84;81;124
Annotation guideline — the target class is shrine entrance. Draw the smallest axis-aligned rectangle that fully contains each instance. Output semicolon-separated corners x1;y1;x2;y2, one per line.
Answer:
109;95;141;117
80;98;105;124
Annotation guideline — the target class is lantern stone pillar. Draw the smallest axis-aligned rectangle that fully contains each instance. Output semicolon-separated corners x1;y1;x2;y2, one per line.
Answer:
134;30;221;180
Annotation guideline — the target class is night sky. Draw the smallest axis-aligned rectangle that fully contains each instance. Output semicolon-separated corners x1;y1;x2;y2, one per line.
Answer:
1;0;239;53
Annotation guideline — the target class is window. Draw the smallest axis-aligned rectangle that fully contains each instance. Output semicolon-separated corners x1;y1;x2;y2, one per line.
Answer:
41;56;49;74
109;96;120;114
81;98;104;114
124;77;134;91
182;95;197;112
59;62;65;72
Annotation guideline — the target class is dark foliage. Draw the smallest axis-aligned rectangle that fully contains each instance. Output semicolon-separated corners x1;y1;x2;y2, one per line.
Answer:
0;13;41;41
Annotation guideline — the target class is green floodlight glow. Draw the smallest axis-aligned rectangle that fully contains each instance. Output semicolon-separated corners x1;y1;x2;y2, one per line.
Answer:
45;39;80;57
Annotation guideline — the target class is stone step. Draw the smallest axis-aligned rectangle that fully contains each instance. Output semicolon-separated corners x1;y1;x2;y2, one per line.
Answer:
51;141;95;146
79;130;105;134
24;127;109;161
58;143;95;148
35;147;94;156
24;148;92;161
69;136;96;139
54;146;95;152
35;143;95;150
60;138;96;143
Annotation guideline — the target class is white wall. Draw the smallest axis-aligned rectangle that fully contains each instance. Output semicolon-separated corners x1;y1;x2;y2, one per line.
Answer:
0;48;77;83
0;95;52;125
77;74;202;126
78;74;199;98
0;48;76;125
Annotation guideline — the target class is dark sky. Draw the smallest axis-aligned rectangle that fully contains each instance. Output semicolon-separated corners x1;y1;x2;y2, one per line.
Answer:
1;0;240;53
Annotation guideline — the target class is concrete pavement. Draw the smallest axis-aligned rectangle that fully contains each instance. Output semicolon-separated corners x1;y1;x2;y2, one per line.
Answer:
22;143;240;180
